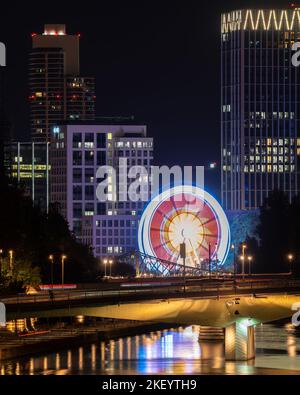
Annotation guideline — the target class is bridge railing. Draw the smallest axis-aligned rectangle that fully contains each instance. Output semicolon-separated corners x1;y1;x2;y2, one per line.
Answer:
2;278;300;307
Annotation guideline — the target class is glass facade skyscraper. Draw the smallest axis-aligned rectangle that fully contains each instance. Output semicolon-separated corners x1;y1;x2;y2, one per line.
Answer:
221;8;300;210
4;142;50;212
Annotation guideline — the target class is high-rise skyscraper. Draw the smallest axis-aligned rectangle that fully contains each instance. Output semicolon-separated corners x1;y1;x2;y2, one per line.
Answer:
0;63;11;171
29;24;95;142
221;8;300;210
4;142;50;212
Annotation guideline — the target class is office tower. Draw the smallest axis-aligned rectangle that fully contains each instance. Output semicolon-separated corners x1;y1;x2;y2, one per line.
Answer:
29;24;95;142
50;122;153;257
221;8;300;210
0;66;11;172
4;141;50;211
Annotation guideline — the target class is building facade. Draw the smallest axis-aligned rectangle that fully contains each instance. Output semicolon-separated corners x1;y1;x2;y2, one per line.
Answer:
221;8;300;210
82;215;139;257
4;142;50;211
0;65;11;170
50;123;153;258
29;24;95;142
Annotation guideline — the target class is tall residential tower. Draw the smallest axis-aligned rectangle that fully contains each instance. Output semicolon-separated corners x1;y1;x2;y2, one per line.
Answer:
29;24;95;142
221;8;300;210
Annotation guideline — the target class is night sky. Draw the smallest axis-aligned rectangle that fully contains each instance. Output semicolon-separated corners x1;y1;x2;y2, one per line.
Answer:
0;0;292;197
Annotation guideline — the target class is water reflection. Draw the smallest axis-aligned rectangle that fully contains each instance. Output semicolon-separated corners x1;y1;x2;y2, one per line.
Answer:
0;322;299;375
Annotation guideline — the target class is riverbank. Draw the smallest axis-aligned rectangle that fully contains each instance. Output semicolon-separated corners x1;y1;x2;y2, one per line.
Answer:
0;319;177;361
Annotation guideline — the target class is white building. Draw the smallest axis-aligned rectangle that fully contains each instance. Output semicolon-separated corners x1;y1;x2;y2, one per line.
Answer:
50;122;153;258
82;215;139;257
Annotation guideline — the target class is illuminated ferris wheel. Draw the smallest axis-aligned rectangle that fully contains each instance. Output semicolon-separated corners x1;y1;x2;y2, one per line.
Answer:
138;185;230;269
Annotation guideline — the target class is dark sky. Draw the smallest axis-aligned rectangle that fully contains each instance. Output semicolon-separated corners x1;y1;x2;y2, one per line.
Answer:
0;0;292;197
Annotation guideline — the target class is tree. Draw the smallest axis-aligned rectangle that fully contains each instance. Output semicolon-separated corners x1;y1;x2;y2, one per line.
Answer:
237;190;299;275
0;257;41;294
257;190;291;273
0;174;98;285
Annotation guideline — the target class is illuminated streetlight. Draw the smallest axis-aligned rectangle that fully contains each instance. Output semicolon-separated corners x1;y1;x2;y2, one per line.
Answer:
61;255;67;286
0;249;3;274
48;255;54;286
8;250;14;273
241;244;247;277
240;254;246;279
287;254;294;275
231;244;237;276
109;259;114;277
103;259;108;277
247;256;253;275
208;243;212;276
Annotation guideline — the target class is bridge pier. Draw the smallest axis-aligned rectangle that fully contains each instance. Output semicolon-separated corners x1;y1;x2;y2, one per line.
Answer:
225;322;255;361
199;326;224;341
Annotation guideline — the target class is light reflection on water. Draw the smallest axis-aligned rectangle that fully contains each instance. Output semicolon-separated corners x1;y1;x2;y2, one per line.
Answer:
0;323;300;375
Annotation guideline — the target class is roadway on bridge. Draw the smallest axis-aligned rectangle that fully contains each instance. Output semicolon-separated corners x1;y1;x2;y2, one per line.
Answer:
2;277;300;318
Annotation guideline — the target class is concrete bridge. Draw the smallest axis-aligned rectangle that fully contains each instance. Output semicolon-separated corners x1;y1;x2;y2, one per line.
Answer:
3;278;300;362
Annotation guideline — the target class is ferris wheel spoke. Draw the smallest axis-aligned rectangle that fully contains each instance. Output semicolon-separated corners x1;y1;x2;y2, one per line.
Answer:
169;250;180;263
151;227;168;233
201;217;216;226
201;244;210;254
157;209;172;224
200;233;218;239
153;239;172;250
175;252;181;264
191;206;209;221
187;238;200;265
170;197;180;216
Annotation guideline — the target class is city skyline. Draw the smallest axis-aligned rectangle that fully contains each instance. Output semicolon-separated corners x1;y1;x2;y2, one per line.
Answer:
1;1;300;380
1;1;294;198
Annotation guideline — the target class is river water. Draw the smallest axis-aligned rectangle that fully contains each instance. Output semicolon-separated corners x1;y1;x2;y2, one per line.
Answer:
1;321;300;375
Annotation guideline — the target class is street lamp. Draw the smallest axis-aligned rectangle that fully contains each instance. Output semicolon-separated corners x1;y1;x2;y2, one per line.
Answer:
247;256;253;275
231;244;236;275
109;259;114;277
61;255;67;286
103;259;108;277
0;249;3;274
180;242;186;291
215;243;219;276
240;255;245;278
208;243;212;276
8;250;14;274
241;244;247;276
48;255;54;287
287;254;294;275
